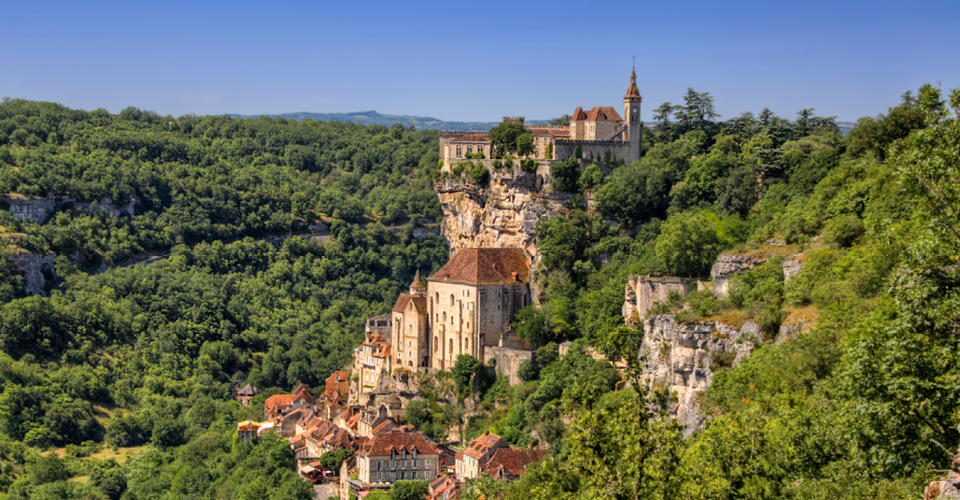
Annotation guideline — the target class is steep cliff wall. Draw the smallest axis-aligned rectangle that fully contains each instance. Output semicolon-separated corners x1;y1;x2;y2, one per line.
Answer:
3;193;137;223
435;163;572;264
640;314;757;435
13;252;56;296
711;255;768;298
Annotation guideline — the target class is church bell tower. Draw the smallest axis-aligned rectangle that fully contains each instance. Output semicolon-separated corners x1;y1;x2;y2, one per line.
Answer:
623;67;643;163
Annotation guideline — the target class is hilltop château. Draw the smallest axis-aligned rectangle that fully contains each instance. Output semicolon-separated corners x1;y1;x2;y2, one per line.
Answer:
354;248;531;390
438;68;643;166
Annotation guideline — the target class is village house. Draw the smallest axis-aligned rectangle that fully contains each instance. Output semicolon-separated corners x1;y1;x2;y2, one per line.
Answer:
429;475;460;500
455;431;546;482
236;420;261;443
234;383;258;406
355;429;441;485
264;382;316;421
353;332;391;393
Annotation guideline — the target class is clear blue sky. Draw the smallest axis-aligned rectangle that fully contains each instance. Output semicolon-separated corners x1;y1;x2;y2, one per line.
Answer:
3;0;958;123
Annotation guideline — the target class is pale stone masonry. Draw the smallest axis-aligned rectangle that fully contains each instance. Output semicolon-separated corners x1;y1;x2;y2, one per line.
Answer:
439;68;643;167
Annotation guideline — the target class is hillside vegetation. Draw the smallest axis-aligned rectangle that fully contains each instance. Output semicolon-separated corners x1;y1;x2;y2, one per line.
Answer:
0;84;957;500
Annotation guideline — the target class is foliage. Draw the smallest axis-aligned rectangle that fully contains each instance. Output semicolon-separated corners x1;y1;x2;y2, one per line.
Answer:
655;210;724;276
550;157;580;192
389;479;429;500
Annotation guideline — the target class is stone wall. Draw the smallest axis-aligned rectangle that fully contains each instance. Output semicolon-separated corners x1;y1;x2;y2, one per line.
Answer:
640;314;757;435
710;255;768;298
13;252;56;296
483;345;532;386
554;139;630;164
622;274;697;324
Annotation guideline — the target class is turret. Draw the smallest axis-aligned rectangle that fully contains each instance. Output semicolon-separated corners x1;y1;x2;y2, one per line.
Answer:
409;269;426;297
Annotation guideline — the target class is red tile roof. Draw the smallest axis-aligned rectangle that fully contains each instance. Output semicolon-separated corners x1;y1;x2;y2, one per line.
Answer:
324;371;350;402
427;248;529;286
484;448;548;479
463;431;508;461
586;106;622;121
572;107;587;121
394;294;427;315
265;394;295;414
359;430;440;458
430;475;460;500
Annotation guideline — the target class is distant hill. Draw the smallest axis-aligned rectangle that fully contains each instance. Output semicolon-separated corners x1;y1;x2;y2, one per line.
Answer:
230;110;858;135
229;110;552;131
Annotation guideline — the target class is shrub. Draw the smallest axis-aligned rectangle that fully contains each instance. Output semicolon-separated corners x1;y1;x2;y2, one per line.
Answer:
520;159;538;173
469;163;490;186
550;157;580;192
451;162;466;177
823;214;865;247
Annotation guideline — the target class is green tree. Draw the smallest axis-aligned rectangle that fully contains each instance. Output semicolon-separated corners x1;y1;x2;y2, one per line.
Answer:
389;479;429;500
488;122;528;156
654;210;724;276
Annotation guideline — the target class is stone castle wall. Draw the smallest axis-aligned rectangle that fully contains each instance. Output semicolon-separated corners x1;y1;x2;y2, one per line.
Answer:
622;274;697;324
554;139;630;165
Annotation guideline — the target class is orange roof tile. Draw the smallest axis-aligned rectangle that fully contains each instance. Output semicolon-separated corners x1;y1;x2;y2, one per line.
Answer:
572;107;587;121
427;248;529;286
359;430;440;458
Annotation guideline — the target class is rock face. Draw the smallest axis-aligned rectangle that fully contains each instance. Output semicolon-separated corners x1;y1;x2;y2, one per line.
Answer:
640;314;757;435
711;255;768;298
782;255;804;282
925;446;960;499
13;252;56;296
3;193;137;223
3;194;56;223
622;274;697;325
435;162;571;264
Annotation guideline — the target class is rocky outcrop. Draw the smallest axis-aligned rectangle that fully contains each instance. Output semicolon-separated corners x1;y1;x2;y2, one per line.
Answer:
783;255;804;282
436;162;572;264
925;444;960;499
71;197;137;217
3;194;56;223
711;255;768;298
640;314;757;435
3;193;137;223
13;252;55;296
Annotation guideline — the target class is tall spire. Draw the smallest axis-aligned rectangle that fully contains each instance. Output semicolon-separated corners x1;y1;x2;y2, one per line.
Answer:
411;269;425;289
625;66;641;99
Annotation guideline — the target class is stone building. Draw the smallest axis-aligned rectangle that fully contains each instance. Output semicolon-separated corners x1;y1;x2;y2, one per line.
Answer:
425;248;530;371
438;68;643;167
355;429;440;484
354;248;531;394
455;431;546;482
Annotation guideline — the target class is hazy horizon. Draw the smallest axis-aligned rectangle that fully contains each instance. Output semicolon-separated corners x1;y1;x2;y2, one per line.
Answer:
3;0;958;123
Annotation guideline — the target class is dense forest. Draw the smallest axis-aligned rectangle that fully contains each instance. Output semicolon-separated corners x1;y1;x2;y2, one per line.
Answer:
0;83;957;500
0;100;448;499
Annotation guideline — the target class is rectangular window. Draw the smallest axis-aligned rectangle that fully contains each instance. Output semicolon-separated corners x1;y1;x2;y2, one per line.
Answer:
378;472;383;481
378;461;382;471
412;472;418;479
412;459;418;469
401;472;406;480
467;145;473;154
425;459;431;468
456;145;462;157
390;460;396;470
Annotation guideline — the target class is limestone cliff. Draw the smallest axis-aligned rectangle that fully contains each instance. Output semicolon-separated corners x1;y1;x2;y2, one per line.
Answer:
640;314;757;435
710;255;768;298
13;252;56;296
435;162;572;264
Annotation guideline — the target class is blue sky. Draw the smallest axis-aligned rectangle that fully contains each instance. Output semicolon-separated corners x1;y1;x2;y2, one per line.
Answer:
3;0;958;122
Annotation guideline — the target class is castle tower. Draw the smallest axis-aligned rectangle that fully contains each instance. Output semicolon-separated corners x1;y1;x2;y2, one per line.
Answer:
410;269;426;297
624;68;643;163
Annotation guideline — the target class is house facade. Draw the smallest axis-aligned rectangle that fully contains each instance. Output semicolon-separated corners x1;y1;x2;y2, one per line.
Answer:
356;430;441;485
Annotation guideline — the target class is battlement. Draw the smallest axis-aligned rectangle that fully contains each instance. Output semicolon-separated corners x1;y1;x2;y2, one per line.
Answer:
440;130;489;138
633;274;697;285
555;138;626;146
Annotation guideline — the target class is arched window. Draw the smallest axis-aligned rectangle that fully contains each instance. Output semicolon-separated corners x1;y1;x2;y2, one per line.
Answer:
408;324;413;332
443;312;447;322
465;337;469;350
450;294;454;306
436;292;439;303
434;337;438;352
449;339;453;353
